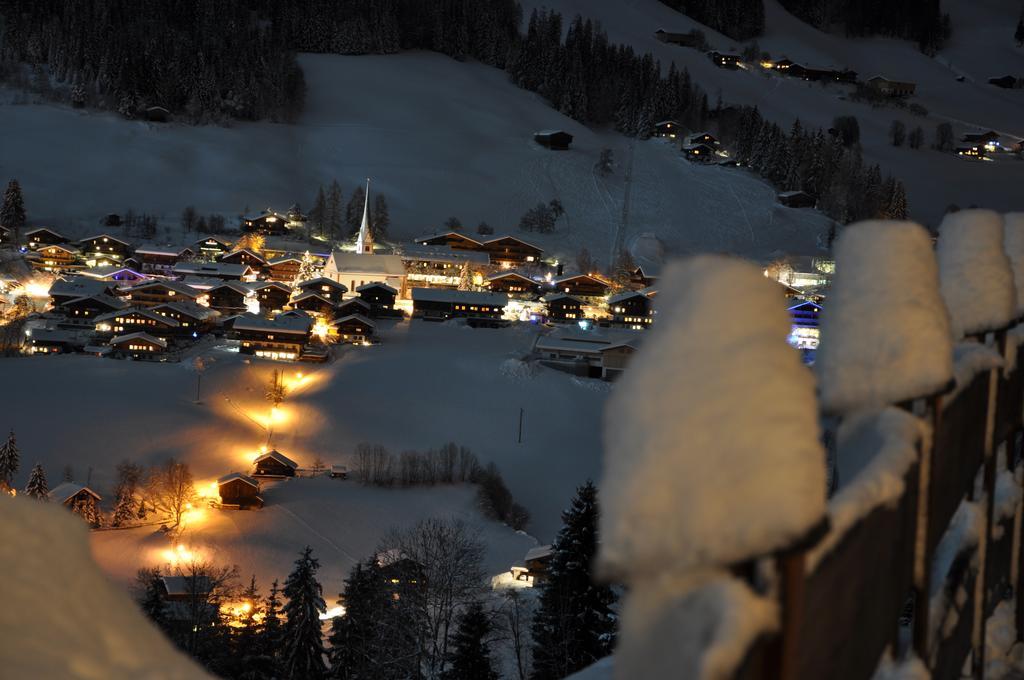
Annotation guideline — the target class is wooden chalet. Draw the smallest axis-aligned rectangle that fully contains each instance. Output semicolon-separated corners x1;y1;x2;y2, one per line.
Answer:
331;314;376;344
206;282;252;314
962;130;1000;145
48;482;102;512
356;282;399;316
631;261;661;287
653;120;682;138
24;328;81;354
60;293;128;327
414;231;484;251
552;273;610;298
486;271;541;297
709;51;741;69
194;236;233;256
608;291;654;329
542;293;584;322
533;331;641;380
411;287;508;322
481;236;544;267
401;244;490;285
134;245;194;274
25;227;69;251
126;281;203;307
217;473;263;509
335;297;372;319
233;312;313;361
777;190;816;208
290;291;335;315
956;144;986;159
865;76;916;97
31;244;82;272
688;131;718;146
219;248;266;269
78;265;147;284
520;545;555;583
79;234;133;262
153;301;217;335
682;143;715;162
253;449;298;477
653;29;703;47
251;281;293;315
95;307;180;338
242;210;289;235
533;130;573;150
48;277;118;306
266;255;303;281
108;331;168;359
172;261;254;281
295;277;347;303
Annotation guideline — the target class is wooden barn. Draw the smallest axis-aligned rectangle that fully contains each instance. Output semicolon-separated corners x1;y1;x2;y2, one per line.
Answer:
109;332;168;360
31;244;82;272
688;131;718;146
48;482;103;521
331;314;376;344
631;261;661;287
25;227;69;251
295;277;347;303
709;51;741;69
242;210;290;235
542;293;584;322
153;301;217;335
207;282;252;314
79;234;133;262
95;308;180;338
335;297;372;319
48;277;118;306
534;130;573;150
486;271;541;297
251;281;293;315
172;261;254;281
777;190;816;208
266;255;304;282
682;143;715;162
290;291;336;315
134;245;195;274
552;273;610;298
653;29;703;47
481;236;544;267
356;282;399;316
217;472;263;509
233;312;313;361
411;288;508;322
219;248;266;269
59;293;128;326
253;450;298;477
608;290;654;329
24;328;81;354
126;281;203;307
865;76;916;97
653;120;682;138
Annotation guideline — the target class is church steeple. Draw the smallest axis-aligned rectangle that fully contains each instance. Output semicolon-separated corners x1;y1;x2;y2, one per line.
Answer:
356;178;373;254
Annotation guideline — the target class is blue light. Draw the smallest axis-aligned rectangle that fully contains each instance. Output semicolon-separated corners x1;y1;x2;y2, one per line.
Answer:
192;331;198;339
578;320;591;330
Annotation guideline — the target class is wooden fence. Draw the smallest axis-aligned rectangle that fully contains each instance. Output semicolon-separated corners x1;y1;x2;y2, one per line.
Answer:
734;331;1023;680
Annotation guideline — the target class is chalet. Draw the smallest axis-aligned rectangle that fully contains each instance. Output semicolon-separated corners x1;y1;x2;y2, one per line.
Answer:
206;282;253;314
956;145;986;159
153;301;217;335
242;209;289;235
356;282;399;316
777;190;816;208
653;29;703;47
95;308;180;338
486;271;542;297
233;313;313;361
79;265;148;284
962;130;1000;145
109;331;168;360
79;234;133;262
24;328;82;354
250;281;293;315
219;248;266;269
253;449;298;477
48;277;118;306
481;236;544;267
217;472;263;509
631;261;661;287
533;331;641;380
266;255;304;282
865;76;916;97
608;291;654;329
125;281;204;307
335;297;372;319
989;75;1018;89
25;227;69;250
653;120;682;138
401;245;490;286
172;261;254;281
534;130;573;150
194;236;233;256
290;291;336;315
687;131;718;147
511;544;555;583
295;277;347;303
682;143;715;162
542;293;584;322
376;549;426;592
552;273;610;298
134;245;195;274
414;231;484;251
31;244;82;272
709;51;741;69
59;293;128;327
411;288;508;322
157;576;218;626
323;250;406;295
48;482;102;517
145;105;170;122
787;299;821;351
331;314;376;344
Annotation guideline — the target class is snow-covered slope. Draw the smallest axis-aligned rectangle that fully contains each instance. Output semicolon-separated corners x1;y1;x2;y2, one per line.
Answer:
0;51;827;265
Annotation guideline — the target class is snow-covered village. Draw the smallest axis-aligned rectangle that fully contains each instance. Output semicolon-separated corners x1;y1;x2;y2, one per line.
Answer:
1;1;1024;679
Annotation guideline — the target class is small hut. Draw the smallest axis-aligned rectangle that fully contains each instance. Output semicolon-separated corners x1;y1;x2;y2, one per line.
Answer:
217;472;263;509
253;450;298;477
534;130;573;150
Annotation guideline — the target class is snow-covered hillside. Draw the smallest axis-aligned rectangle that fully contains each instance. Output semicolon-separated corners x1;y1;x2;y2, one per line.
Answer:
0;51;827;266
523;0;1024;226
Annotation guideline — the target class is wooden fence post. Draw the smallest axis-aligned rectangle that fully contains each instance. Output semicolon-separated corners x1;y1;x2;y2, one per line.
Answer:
913;393;942;662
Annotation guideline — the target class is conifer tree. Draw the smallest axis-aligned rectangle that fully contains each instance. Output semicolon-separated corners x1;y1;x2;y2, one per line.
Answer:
372;194;390;239
310;186;328;240
328;560;385;678
138;568;168;632
261;579;285;677
345;186;366;238
530;481;616;680
0;180;27;243
443;601;499;680
111;487;136;526
24;463;48;500
327;180;343;242
294;251;320;284
0;429;20;490
282;546;327;680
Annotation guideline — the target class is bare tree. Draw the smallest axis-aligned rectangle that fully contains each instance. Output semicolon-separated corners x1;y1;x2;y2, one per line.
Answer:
148;459;197;527
499;589;535;680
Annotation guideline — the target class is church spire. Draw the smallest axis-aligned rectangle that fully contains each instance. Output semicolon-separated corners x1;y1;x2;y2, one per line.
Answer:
356;178;373;254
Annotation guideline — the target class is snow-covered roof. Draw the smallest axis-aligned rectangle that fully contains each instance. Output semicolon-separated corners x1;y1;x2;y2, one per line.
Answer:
291;290;334;305
79;233;132;247
598;256;826;576
48;482;101;504
540;292;583;304
232;313;312;334
326;251;406;276
62;293;128;311
96;307;179;326
777;190;812;198
110;332;168;348
937;209;1016;337
682;143;714;152
524;545;553;562
220;247;266;263
331;313;375;328
533;330;640;354
49;278;115;299
255;450;298;469
28;328;81;344
160;575;213;597
296;276;347;290
482;235;544;251
250;281;293;292
487;271;537;283
79;265;147;280
153;301;217;321
25;227;66;238
133;244;193;257
400;244;491;265
410;287;508;307
413;231;483;246
172;261;252;278
355;282;398;294
208;281;252;295
127;280;202;297
553;273;609;287
35;243;80;254
535;129;571;136
337;297;371;310
193;236;232;248
608;290;649;305
217;472;259;488
267;255;303;265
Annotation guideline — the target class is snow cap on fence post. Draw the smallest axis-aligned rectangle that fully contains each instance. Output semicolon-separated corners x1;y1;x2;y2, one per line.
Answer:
598;255;826;578
816;220;953;414
1003;212;1024;320
937;209;1015;338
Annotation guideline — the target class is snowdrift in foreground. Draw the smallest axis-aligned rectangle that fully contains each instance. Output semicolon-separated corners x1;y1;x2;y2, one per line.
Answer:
0;496;211;679
1003;213;1024;318
817;220;953;413
938;209;1016;339
599;255;825;577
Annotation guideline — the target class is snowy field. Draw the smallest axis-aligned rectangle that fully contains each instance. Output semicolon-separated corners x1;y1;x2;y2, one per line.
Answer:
0;320;610;589
0;50;827;267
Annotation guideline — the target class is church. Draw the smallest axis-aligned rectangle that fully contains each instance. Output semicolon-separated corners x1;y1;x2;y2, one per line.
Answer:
323;179;407;294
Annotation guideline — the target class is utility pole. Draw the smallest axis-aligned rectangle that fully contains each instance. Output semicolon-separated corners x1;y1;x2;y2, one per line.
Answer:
518;408;524;444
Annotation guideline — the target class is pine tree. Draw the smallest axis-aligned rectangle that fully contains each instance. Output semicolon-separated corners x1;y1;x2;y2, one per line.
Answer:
24;463;48;500
442;601;499;680
261;579;285;677
294;251;320;284
328;560;384;678
530;481;617;680
310;185;328;240
0;429;20;489
372;194;390;239
1015;17;1024;47
327;180;343;242
111;487;136;526
345;186;366;238
139;569;169;631
232;576;277;680
282;546;327;680
0;179;27;243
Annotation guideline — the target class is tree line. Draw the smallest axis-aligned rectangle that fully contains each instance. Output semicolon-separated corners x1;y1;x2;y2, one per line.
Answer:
657;0;765;41
776;0;951;53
